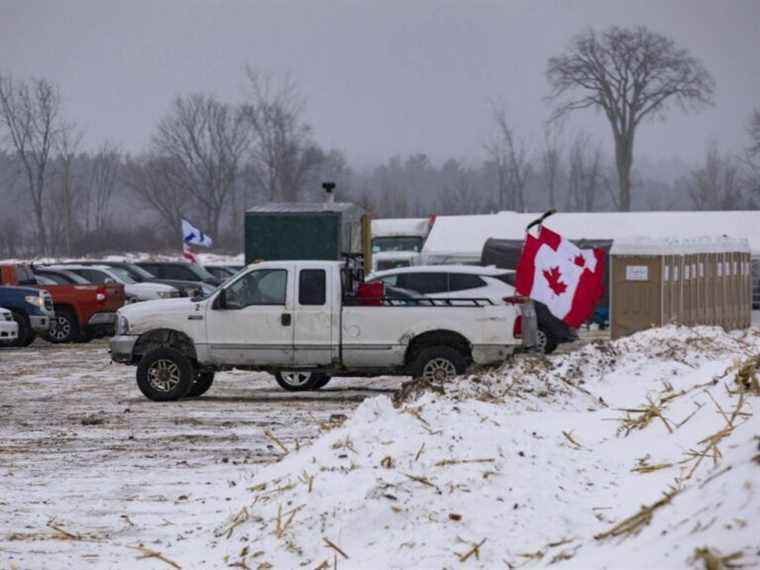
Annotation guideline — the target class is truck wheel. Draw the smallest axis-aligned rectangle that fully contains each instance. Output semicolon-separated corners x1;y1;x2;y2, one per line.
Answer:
46;308;80;343
274;371;328;392
187;371;215;397
536;328;558;354
310;375;331;390
136;348;195;401
0;312;34;348
412;346;467;382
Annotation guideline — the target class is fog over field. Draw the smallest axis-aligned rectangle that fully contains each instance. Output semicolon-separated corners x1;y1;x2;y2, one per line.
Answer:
1;1;759;255
3;0;758;160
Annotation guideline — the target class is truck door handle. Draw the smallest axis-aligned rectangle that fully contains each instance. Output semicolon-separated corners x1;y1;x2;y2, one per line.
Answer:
281;313;292;326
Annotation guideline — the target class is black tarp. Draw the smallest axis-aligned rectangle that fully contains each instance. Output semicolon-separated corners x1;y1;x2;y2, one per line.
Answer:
481;237;614;308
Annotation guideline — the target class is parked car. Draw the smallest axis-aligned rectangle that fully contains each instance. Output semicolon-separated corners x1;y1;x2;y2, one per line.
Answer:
50;264;179;303
0;306;20;344
135;261;222;287
111;260;523;401
367;265;576;354
0;285;53;346
1;264;124;343
70;261;210;298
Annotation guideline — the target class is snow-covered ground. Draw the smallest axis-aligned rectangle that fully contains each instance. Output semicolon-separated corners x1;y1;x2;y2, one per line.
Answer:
0;341;399;569
1;326;759;569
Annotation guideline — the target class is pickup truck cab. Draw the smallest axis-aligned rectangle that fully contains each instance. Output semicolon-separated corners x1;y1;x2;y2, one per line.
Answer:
112;260;522;401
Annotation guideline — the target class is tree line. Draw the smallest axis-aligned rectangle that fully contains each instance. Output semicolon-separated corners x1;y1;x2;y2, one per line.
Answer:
1;26;759;257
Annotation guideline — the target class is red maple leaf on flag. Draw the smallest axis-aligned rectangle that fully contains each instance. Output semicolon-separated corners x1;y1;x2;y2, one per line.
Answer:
574;255;586;267
543;266;567;295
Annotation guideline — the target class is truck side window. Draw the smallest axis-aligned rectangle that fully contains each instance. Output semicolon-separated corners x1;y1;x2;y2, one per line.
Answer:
299;269;326;305
226;269;287;308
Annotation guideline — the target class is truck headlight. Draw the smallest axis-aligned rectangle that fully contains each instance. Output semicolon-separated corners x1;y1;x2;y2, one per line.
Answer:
157;291;178;298
116;315;130;335
25;295;45;308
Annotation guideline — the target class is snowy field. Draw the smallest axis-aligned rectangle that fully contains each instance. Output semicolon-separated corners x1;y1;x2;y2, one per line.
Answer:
1;327;759;569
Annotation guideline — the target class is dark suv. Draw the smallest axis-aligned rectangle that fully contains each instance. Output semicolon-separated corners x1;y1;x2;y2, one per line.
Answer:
135;262;221;287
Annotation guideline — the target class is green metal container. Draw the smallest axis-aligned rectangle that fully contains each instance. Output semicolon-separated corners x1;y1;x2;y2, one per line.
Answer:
245;202;365;264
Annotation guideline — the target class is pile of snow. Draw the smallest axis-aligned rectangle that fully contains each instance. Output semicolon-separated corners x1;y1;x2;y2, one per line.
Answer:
185;326;759;569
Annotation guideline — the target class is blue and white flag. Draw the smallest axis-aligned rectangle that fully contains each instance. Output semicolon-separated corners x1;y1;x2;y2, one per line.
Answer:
181;219;213;248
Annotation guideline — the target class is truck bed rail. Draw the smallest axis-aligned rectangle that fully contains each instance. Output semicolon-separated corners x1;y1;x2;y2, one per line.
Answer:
344;296;495;307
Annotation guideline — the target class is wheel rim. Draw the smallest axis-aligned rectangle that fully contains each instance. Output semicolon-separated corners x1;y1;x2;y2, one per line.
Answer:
147;359;182;392
51;315;72;341
536;330;548;353
280;371;312;387
421;358;457;382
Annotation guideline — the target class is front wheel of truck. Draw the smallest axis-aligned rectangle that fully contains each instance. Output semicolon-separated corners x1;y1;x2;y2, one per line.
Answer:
46;308;80;343
136;348;195;401
274;371;330;391
186;371;215;397
411;346;467;383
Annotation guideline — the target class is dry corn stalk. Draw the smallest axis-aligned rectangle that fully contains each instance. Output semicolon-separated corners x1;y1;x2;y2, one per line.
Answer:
680;391;747;481
691;547;743;570
734;355;760;395
456;538;486;562
594;487;680;540
215;506;250;539
616;396;673;437
128;545;182;569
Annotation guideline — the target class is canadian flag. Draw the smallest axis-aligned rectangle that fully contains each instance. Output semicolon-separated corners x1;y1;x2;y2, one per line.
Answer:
515;226;605;328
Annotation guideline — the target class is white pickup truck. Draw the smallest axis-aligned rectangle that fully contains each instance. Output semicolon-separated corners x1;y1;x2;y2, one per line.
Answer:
111;260;522;401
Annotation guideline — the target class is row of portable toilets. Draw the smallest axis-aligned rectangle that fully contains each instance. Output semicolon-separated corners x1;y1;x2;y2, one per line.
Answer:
610;237;752;339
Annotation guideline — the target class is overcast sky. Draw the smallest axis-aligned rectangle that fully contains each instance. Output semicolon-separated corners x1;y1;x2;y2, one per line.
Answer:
2;0;759;165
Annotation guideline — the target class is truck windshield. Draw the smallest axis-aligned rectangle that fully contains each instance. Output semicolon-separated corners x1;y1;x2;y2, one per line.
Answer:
371;236;424;253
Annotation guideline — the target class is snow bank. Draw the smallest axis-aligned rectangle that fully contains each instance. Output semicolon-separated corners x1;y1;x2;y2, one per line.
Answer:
188;326;759;569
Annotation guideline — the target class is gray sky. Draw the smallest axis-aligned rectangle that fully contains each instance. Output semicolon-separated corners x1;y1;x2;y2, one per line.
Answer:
2;0;759;165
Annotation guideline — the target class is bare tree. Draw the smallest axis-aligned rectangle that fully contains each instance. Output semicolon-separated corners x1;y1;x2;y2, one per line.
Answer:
742;107;760;195
540;124;563;209
55;124;84;255
86;141;122;232
680;143;743;210
151;93;248;238
565;132;604;211
546;26;715;211
242;67;323;202
484;104;532;211
123;153;190;240
0;74;64;252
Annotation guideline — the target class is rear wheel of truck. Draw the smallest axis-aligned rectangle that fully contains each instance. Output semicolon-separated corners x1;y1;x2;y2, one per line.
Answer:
535;328;558;355
412;346;467;382
136;348;195;402
186;371;215;397
0;312;34;348
46;308;80;343
274;371;330;391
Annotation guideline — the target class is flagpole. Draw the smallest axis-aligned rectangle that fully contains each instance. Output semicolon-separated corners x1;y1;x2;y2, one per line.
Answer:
525;209;556;235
